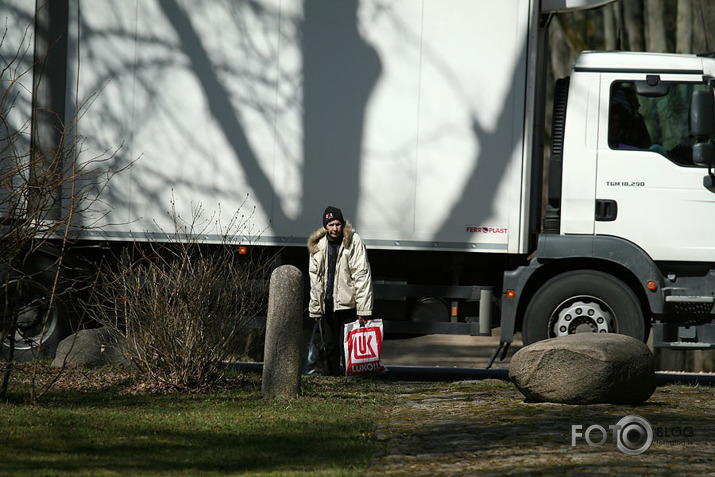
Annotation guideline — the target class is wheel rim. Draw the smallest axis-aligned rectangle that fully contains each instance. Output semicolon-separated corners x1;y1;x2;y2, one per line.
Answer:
2;279;58;352
548;296;616;338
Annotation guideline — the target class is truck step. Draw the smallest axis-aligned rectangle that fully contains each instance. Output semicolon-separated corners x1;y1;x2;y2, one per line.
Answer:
663;295;715;303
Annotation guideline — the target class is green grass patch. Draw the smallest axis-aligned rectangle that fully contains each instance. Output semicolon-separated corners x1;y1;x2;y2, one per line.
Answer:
0;366;406;476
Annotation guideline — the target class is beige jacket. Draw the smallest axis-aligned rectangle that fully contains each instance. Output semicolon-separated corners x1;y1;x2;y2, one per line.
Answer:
307;221;373;317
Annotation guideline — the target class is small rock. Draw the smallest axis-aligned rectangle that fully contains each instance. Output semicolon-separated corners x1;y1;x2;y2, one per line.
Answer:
509;333;655;404
51;326;132;368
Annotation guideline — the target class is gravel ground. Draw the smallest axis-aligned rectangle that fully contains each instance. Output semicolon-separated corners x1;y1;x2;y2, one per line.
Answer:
373;330;714;475
367;379;714;476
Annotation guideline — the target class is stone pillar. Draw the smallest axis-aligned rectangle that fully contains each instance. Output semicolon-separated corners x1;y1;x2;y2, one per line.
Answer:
261;265;303;399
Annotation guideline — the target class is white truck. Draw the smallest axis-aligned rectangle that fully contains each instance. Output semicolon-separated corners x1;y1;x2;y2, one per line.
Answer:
2;0;715;360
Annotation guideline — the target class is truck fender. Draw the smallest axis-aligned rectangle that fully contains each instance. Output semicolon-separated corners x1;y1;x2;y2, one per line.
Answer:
500;234;663;343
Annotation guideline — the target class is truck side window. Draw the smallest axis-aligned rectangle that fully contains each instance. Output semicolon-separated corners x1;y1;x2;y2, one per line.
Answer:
608;83;652;150
608;80;707;167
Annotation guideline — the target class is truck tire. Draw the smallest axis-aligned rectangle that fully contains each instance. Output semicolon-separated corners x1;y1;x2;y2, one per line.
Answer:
522;270;645;345
1;256;71;361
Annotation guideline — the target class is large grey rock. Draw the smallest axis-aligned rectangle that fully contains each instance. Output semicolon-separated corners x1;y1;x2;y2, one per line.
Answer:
51;326;132;368
262;265;303;399
509;333;656;404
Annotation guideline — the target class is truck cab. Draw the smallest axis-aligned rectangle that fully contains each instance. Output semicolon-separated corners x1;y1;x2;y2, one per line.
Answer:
563;52;715;262
505;51;715;352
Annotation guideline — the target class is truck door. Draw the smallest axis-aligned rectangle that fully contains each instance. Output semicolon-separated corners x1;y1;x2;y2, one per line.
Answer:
595;76;715;262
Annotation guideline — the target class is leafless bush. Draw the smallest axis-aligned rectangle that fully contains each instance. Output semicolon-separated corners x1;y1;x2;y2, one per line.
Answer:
90;204;272;391
1;11;122;403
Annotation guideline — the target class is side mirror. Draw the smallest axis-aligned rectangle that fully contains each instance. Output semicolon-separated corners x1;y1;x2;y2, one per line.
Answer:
691;89;715;137
693;142;715;167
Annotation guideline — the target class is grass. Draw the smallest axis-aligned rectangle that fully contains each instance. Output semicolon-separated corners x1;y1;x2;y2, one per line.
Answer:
0;364;408;476
3;364;713;476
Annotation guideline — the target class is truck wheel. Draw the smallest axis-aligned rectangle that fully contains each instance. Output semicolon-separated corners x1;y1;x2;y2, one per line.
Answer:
1;257;71;361
522;270;645;345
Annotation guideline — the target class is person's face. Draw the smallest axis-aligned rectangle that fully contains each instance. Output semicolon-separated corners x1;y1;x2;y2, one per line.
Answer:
326;220;343;239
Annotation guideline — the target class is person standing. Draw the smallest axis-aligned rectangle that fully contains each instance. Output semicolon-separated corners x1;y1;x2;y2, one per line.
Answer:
308;206;373;376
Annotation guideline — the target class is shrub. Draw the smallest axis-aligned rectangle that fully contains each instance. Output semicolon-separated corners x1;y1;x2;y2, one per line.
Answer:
91;206;272;390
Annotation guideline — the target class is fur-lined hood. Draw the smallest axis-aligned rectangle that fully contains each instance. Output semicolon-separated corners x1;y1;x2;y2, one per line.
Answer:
307;221;354;255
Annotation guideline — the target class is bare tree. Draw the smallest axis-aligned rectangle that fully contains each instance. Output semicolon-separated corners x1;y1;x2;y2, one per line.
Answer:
644;0;668;52
603;4;619;50
555;0;715;58
676;0;693;53
692;0;715;53
1;8;121;402
548;18;578;81
621;0;646;51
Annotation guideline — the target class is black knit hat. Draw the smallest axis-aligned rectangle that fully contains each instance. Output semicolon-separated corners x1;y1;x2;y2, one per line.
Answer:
323;206;344;228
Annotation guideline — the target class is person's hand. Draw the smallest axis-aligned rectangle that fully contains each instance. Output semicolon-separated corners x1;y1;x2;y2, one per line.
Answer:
314;316;323;322
358;316;367;326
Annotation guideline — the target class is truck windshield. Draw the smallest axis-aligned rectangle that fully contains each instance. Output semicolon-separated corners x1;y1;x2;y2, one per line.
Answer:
608;80;708;166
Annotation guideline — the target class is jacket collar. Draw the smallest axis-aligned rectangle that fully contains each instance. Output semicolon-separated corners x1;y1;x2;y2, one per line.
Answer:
307;221;354;255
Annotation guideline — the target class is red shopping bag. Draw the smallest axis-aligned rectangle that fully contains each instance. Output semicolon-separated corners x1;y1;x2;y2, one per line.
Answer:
344;319;387;376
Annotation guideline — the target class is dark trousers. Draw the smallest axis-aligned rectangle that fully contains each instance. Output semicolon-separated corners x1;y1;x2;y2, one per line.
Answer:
321;302;357;376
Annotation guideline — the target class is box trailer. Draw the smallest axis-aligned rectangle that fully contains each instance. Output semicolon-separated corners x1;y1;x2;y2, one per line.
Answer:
2;0;715;360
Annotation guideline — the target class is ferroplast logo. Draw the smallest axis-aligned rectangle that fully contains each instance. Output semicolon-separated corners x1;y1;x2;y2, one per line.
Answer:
571;415;653;455
466;226;508;234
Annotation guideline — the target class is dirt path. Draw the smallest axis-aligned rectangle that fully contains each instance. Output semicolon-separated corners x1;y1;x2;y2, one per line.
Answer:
373;329;714;475
380;330;521;370
368;379;715;476
380;330;714;373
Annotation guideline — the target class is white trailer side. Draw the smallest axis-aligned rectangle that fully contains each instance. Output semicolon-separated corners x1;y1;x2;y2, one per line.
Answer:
69;0;539;254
